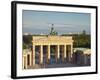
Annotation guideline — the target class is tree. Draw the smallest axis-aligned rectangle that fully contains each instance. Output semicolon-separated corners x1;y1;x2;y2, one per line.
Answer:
61;31;90;48
23;43;28;49
23;35;32;49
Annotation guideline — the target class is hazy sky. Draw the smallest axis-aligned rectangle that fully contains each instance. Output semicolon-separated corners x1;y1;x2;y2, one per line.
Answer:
22;10;91;35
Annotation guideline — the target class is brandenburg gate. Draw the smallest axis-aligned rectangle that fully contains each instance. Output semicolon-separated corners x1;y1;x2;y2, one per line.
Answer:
32;35;73;65
23;35;73;69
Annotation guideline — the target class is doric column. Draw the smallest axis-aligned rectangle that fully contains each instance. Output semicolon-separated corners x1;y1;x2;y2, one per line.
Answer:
29;53;31;67
46;45;50;64
57;45;60;59
71;44;73;58
23;56;27;69
32;45;35;66
39;45;43;64
26;55;28;69
22;56;24;69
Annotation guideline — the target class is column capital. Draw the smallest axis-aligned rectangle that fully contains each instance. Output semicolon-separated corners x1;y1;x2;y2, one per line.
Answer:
64;45;66;58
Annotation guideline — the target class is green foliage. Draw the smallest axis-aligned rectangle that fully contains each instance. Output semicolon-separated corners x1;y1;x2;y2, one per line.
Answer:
73;34;91;48
61;32;91;48
23;35;32;44
23;43;28;49
23;35;32;49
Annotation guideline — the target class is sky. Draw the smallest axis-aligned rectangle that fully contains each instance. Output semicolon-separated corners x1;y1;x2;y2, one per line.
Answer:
22;10;91;35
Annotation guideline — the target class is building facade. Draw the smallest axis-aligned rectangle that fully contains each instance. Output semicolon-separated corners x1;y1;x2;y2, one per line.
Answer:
23;35;74;69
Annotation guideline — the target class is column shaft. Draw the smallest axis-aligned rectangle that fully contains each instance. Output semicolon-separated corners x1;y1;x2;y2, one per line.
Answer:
57;45;60;59
71;44;73;58
23;56;27;69
64;45;66;58
26;55;28;69
22;56;24;69
62;45;66;62
32;45;35;66
29;53;31;67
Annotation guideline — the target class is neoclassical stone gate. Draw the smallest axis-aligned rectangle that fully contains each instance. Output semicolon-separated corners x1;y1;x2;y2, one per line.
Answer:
23;35;73;69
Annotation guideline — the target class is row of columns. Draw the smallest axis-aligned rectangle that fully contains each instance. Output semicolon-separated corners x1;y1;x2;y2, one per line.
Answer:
32;44;73;66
